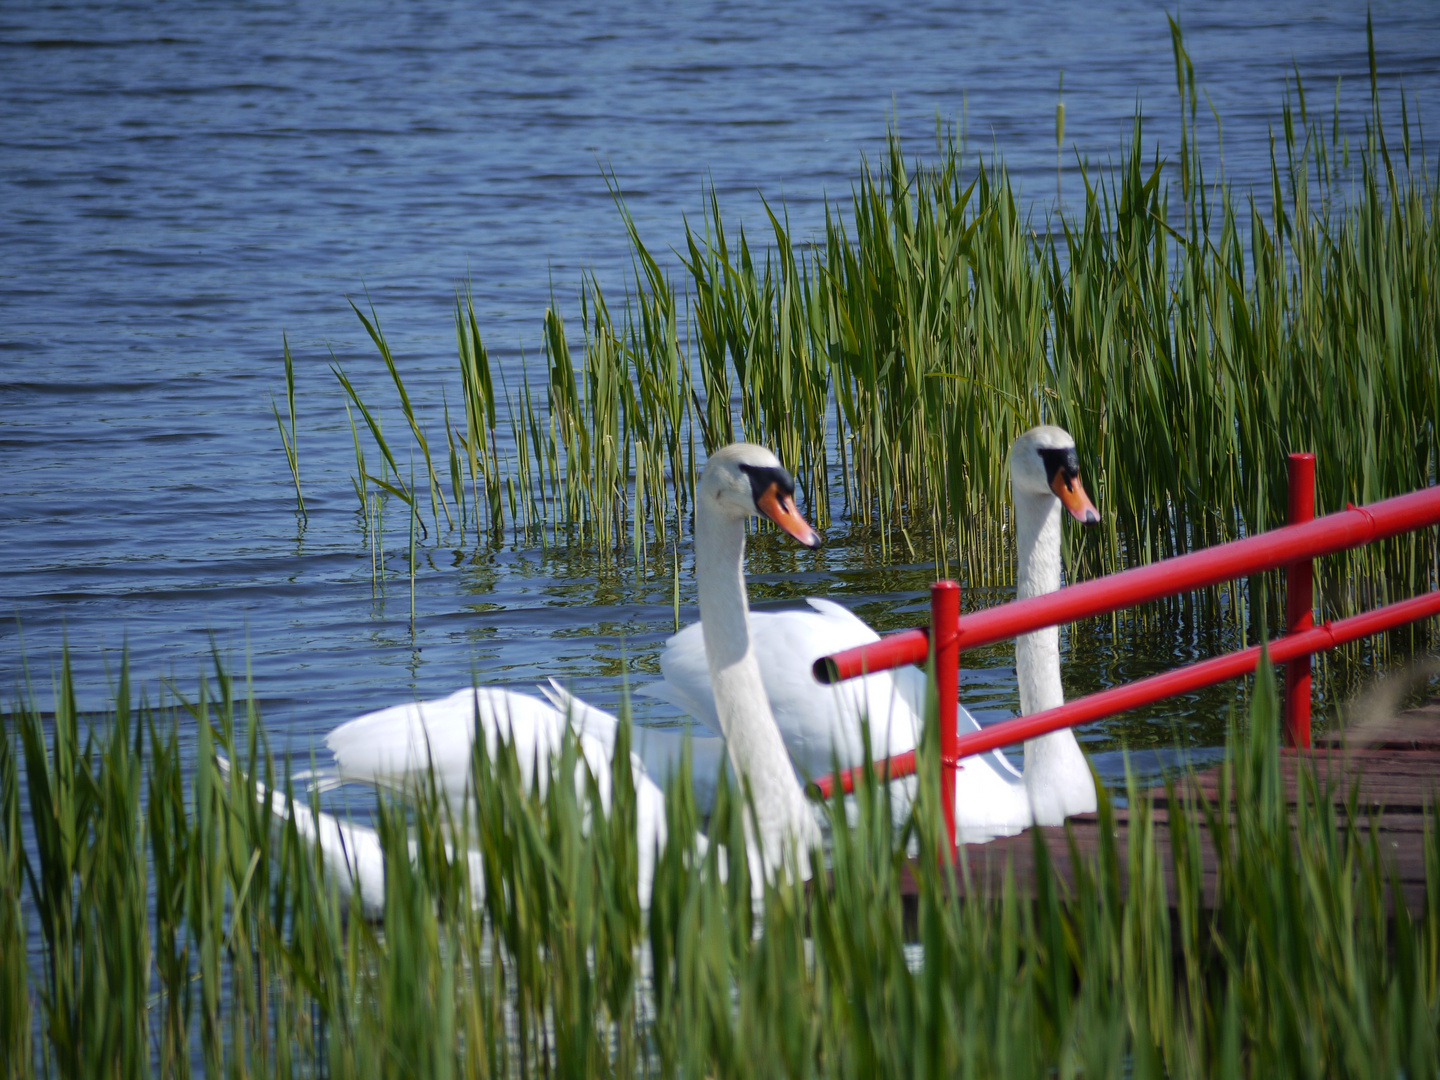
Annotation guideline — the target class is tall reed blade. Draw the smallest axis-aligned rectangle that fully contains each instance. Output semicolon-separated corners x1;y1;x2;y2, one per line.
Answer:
270;333;306;520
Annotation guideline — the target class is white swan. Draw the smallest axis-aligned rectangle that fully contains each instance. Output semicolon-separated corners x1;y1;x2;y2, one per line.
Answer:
641;424;1100;838
251;443;823;914
1004;424;1101;824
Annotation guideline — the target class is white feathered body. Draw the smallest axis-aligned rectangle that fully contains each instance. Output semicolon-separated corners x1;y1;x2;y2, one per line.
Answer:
323;685;673;907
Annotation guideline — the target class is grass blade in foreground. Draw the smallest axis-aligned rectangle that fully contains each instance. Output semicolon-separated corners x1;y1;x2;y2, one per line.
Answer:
4;651;1437;1076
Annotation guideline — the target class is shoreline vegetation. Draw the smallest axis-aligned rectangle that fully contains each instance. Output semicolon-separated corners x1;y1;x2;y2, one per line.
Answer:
3;655;1437;1076
305;26;1434;636
4;24;1438;1079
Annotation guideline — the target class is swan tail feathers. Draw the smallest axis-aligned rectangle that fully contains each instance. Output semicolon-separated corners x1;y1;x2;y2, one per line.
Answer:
540;678;620;752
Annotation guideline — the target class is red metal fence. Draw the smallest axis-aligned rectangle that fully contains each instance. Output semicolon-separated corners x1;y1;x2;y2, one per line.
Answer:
811;455;1440;851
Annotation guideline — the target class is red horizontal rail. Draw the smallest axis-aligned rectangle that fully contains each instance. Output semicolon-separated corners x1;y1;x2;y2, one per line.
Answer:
814;484;1440;684
810;748;918;800
811;587;1440;799
814;628;930;683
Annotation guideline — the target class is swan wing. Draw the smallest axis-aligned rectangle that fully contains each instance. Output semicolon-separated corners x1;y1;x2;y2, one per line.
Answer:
325;686;571;803
644;598;923;779
953;701;1024;781
537;680;678;905
234;762;488;921
323;683;675;908
639;621;721;731
544;678;727;809
538;678;619;753
259;780;392;919
889;641;1022;783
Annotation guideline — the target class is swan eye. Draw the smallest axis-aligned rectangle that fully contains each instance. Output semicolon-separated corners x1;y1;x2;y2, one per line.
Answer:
738;463;796;506
1037;447;1080;491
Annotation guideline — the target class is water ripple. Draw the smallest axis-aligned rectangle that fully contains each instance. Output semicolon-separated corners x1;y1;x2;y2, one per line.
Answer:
2;0;1436;757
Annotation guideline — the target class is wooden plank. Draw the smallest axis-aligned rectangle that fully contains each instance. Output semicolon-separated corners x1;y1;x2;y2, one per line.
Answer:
1318;698;1440;750
907;809;1430;915
896;702;1440;917
1148;748;1440;813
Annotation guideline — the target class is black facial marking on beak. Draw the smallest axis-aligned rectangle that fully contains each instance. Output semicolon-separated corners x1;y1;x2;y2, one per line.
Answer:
738;462;821;547
1037;447;1081;492
1039;445;1101;525
738;463;796;506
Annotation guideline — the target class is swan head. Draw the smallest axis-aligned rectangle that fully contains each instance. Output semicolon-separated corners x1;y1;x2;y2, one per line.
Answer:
1010;425;1100;525
700;443;821;547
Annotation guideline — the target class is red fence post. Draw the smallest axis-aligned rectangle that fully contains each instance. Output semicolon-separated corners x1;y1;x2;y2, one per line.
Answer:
932;580;960;853
1284;453;1317;748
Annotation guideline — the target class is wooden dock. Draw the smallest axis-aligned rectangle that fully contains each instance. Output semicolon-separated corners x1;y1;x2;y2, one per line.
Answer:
908;698;1440;915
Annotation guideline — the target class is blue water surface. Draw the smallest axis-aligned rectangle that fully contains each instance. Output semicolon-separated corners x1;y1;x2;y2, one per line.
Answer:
2;0;1437;758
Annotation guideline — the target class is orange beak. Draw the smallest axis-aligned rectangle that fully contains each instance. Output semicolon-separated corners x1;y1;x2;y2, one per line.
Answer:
1050;471;1100;525
757;484;821;548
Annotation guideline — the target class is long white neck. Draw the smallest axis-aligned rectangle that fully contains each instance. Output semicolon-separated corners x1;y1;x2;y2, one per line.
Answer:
695;501;818;879
1013;489;1096;820
1014;491;1065;714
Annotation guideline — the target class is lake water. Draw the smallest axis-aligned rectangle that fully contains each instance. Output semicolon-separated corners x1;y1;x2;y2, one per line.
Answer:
2;0;1438;780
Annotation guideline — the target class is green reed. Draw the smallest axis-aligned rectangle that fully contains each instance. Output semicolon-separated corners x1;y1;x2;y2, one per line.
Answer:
4;651;1437;1077
456;288;505;536
352;297;453;536
333;359;416;522
270;334;305;520
289;25;1435;632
